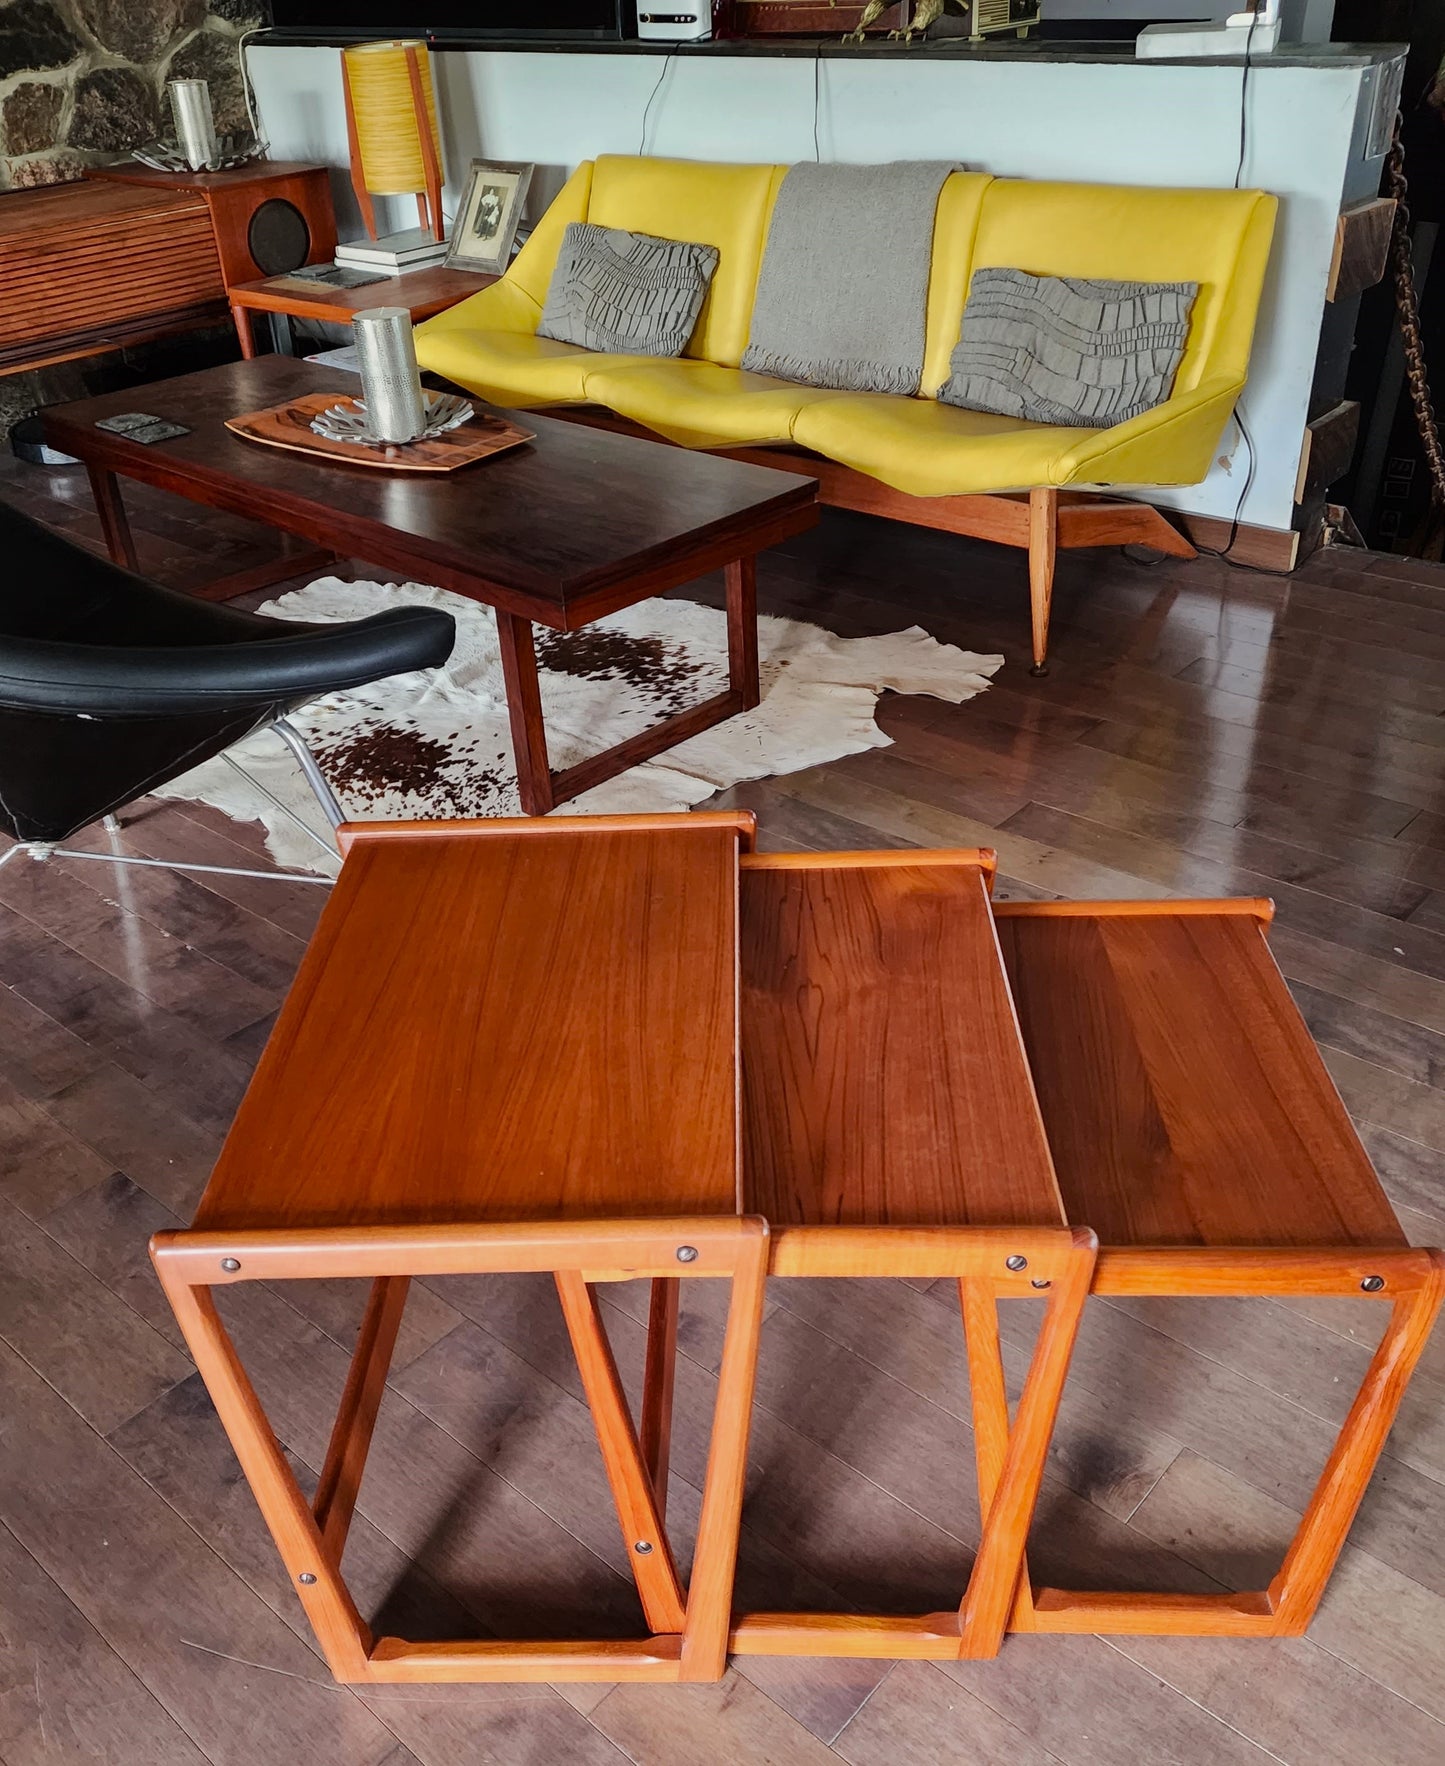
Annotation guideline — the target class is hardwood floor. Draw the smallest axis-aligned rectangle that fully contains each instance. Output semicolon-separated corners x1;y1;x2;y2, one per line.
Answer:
2;448;1445;1763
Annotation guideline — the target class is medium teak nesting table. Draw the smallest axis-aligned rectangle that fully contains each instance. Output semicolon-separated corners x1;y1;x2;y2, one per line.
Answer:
151;811;1443;1682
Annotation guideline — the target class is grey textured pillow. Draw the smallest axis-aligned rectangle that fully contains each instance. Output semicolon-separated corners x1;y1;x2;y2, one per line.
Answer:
537;222;719;357
939;268;1198;428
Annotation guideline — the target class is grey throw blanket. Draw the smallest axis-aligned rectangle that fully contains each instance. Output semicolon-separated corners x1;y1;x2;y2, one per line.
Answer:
742;160;956;395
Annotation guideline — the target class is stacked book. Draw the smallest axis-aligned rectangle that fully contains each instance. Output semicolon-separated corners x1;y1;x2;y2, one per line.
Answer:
334;227;449;276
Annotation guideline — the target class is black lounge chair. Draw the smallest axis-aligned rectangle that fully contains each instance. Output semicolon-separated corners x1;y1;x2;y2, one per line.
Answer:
0;500;455;883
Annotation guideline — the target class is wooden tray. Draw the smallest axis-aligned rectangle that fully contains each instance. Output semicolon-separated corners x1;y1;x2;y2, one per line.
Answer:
226;391;534;472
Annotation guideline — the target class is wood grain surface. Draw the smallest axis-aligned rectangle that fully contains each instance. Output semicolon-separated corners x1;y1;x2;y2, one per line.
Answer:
5;453;1445;1758
740;858;1063;1228
41;355;819;630
192;818;745;1230
995;908;1405;1247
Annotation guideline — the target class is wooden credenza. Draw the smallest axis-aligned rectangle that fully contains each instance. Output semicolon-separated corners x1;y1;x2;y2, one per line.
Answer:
0;163;337;378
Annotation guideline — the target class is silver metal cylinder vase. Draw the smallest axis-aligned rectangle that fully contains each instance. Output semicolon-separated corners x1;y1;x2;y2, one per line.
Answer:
352;307;428;444
167;79;218;172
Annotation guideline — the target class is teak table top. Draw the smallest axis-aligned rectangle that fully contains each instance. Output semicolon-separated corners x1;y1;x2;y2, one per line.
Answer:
228;263;496;327
41;356;818;631
191;818;747;1233
995;905;1406;1249
740;856;1064;1229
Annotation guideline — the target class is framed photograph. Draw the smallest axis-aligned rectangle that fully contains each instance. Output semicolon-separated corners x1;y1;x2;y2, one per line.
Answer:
445;159;535;276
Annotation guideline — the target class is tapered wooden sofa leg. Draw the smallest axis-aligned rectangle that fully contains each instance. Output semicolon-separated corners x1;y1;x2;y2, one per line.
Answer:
1028;487;1058;676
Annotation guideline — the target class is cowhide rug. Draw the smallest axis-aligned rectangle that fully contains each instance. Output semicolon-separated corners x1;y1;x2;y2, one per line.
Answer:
157;577;1002;873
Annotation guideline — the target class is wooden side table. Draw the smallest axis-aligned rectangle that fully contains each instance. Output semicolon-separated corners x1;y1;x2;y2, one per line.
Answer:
725;847;1098;1662
151;811;768;1684
993;896;1445;1638
227;263;496;360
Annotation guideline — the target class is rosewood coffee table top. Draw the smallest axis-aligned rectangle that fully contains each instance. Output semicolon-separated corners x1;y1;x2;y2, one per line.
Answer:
41;355;818;631
192;814;751;1234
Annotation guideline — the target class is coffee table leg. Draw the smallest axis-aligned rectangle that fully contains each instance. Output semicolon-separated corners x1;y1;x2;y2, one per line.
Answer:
495;608;555;816
725;556;760;711
87;466;139;571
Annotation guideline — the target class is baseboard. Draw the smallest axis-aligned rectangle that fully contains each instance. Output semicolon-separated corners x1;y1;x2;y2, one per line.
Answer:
1173;512;1300;572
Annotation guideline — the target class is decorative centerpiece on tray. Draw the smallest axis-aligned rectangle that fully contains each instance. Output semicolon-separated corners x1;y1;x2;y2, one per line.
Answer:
225;395;534;473
310;390;475;445
228;303;532;471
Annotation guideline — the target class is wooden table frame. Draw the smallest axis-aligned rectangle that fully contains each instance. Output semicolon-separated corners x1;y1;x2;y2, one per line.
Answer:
499;555;760;813
150;1216;770;1683
717;844;1099;1660
725;1225;1097;1662
81;459;764;813
44;362;815;818
990;896;1445;1638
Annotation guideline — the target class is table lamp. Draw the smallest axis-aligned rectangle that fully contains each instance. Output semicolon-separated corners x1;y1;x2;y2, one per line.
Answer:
340;39;445;242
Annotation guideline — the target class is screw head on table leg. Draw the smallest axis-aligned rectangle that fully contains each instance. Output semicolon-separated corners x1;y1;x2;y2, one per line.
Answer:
298;1572;317;1584
220;1257;241;1272
1361;1275;1386;1292
676;1245;699;1263
1005;1254;1028;1271
633;1541;654;1555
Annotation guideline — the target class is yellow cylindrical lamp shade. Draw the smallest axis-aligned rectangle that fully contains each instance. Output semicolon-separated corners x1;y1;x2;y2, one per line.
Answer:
342;39;443;196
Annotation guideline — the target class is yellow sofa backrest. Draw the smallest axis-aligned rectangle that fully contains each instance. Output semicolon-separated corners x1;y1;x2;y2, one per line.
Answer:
506;154;786;367
961;178;1278;399
448;158;1274;404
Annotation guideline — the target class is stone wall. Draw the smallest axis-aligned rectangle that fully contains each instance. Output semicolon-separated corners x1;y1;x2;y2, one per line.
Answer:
0;0;269;190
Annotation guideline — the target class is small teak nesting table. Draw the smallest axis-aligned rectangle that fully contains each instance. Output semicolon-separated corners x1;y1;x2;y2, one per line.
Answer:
152;811;1443;1683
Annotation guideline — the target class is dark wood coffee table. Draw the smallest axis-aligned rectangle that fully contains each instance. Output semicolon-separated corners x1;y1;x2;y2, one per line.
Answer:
43;357;818;815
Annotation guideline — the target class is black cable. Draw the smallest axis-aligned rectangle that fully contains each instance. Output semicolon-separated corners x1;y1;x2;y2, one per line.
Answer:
1196;404;1256;558
1233;7;1260;188
1125;406;1291;577
638;48;678;156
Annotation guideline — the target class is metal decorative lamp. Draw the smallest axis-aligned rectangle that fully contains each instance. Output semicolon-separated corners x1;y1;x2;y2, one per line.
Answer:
340;39;445;242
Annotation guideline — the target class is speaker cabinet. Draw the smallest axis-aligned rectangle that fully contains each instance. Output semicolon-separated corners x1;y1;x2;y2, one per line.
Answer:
90;162;339;289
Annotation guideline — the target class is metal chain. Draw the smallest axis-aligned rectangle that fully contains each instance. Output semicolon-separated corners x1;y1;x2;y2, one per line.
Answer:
1385;110;1445;509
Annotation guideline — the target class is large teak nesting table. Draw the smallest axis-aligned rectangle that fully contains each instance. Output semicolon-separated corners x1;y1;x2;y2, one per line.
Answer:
152;812;1443;1682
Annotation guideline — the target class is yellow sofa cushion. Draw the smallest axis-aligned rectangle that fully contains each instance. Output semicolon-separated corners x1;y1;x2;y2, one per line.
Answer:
585;156;786;368
414;322;639;409
792;394;1101;498
966;179;1277;398
583;359;850;450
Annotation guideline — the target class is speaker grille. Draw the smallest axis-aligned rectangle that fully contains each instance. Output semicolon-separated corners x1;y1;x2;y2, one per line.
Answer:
248;198;312;277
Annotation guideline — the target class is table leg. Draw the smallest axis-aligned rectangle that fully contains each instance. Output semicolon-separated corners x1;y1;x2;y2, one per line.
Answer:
231;302;258;361
725;556;760;711
495;608;555;815
640;1278;680;1517
86;465;138;571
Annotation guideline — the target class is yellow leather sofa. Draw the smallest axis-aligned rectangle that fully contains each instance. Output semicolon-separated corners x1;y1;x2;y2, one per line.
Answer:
416;157;1277;670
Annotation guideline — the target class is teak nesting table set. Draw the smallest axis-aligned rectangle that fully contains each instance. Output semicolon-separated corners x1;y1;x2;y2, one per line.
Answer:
150;811;1445;1685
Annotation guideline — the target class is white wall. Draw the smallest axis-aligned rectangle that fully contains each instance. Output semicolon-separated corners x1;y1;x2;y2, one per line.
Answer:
250;43;1378;532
